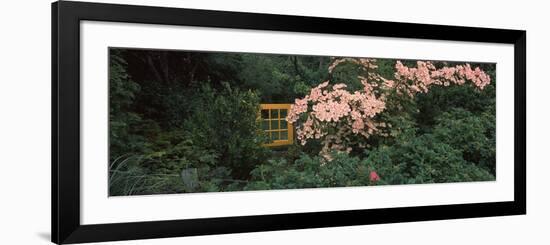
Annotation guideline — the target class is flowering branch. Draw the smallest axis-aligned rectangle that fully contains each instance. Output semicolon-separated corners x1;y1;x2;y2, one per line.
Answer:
287;58;491;161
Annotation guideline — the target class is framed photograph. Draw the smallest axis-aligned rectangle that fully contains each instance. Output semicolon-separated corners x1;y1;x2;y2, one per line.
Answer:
52;1;526;244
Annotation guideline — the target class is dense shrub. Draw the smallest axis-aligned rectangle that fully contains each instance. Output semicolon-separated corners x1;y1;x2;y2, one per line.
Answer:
432;108;496;174
183;83;269;179
109;82;271;195
245;153;376;190
415;83;495;131
245;134;493;191
365;134;494;185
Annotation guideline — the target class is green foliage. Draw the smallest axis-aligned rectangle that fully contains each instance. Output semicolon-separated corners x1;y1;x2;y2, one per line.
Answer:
245;153;377;190
246;131;494;190
365;134;494;185
415;81;495;131
109;51;158;163
141;137;220;174
237;54;329;102
108;153;235;195
329;62;363;91
183;83;270;178
432;108;496;174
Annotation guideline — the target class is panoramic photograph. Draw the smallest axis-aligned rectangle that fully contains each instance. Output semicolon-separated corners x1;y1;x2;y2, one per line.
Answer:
108;48;496;196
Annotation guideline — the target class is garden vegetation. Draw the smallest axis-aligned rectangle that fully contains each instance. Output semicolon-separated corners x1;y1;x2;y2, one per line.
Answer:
108;49;496;196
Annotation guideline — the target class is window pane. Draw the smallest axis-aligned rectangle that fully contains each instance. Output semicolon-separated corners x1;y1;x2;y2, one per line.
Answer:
280;120;288;129
271;109;279;119
280;109;287;119
271;132;280;140
281;131;288;140
261;109;269;119
262;120;270;130
271;119;279;130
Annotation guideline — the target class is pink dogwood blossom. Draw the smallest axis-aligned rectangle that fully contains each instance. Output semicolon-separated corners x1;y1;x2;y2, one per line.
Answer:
393;61;491;97
287;79;386;160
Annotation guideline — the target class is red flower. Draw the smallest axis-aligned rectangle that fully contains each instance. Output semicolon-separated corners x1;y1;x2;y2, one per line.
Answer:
369;171;380;182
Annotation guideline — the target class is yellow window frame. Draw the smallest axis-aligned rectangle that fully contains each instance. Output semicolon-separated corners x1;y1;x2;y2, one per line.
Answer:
260;104;294;147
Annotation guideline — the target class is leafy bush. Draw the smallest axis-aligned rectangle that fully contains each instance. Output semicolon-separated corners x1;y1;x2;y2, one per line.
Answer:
245;132;494;192
183;83;269;179
245;153;378;190
432;108;496;174
109;81;272;195
365;134;494;185
140;137;220;174
415;83;495;131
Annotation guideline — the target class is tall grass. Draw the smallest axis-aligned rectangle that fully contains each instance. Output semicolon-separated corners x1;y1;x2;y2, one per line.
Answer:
109;155;182;196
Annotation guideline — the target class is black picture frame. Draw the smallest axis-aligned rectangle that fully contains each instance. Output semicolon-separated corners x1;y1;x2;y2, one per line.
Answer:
52;1;526;244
